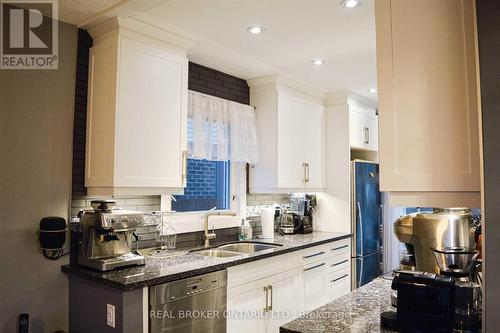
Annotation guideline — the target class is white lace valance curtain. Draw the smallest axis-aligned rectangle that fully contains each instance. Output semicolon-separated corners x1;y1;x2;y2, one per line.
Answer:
188;90;260;164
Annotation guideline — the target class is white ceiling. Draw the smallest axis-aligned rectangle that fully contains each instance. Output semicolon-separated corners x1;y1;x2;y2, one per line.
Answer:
134;0;378;100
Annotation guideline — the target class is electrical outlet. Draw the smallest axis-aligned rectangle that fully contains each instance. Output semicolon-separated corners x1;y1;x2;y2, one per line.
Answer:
106;304;115;328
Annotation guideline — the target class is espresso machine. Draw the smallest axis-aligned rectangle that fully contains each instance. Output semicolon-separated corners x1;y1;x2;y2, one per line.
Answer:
382;248;482;332
77;200;145;271
384;208;482;332
394;208;476;273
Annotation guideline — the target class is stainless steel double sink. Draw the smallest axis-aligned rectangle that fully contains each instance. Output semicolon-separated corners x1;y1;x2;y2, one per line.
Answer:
192;241;282;258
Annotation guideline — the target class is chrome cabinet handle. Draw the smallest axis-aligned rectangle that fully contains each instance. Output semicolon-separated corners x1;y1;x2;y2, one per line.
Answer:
331;274;349;284
303;251;325;259
302;162;307;183
331;245;348;251
263;285;268;311
331;259;349;267
182;150;188;185
303;262;325;272
268;285;273;311
363;127;369;145
306;163;309;183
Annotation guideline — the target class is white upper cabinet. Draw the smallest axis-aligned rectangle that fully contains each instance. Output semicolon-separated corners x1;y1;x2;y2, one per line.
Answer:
349;103;378;151
375;0;480;207
249;76;325;193
85;18;193;196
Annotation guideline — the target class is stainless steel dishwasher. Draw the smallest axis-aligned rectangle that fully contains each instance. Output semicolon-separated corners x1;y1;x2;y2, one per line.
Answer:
149;270;227;333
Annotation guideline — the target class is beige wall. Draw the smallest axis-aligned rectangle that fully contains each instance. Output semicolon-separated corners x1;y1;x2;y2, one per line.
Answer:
0;20;77;332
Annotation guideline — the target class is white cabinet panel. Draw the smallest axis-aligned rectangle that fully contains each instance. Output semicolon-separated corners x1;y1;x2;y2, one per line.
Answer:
227;280;267;333
300;261;327;312
363;116;378;151
115;36;187;188
265;270;298;333
248;77;325;193
375;0;480;198
349;110;365;150
85;23;188;196
277;91;307;188
349;109;378;151
303;101;325;189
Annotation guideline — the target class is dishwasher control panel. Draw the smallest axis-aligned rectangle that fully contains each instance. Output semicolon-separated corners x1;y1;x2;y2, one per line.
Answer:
150;270;227;305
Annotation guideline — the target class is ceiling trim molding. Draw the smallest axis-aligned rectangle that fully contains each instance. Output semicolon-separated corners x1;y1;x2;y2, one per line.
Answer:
325;91;378;109
247;74;326;101
88;16;197;51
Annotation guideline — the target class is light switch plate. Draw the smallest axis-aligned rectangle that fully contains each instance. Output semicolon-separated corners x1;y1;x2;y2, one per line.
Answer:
106;304;115;328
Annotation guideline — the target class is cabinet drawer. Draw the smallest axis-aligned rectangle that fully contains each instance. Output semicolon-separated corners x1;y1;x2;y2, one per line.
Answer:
327;272;350;301
300;243;330;265
228;252;298;288
326;257;350;278
327;239;350;258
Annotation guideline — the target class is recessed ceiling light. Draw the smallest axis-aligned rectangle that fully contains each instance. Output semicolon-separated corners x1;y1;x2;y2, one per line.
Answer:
247;25;265;34
341;0;362;8
369;88;377;93
312;59;324;65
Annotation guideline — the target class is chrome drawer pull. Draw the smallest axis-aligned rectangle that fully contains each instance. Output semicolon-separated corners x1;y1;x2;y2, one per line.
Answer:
331;259;349;267
303;251;325;259
304;262;325;272
331;245;348;251
263;286;268;311
268;285;273;311
331;274;349;283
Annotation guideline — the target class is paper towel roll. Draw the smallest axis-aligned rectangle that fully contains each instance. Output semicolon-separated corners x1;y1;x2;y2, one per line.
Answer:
260;207;275;239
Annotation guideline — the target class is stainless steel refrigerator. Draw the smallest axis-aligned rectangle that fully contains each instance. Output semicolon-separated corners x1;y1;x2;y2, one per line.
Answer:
351;161;383;289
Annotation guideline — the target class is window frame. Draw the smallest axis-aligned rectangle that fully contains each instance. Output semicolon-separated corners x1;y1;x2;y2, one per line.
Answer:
160;162;246;234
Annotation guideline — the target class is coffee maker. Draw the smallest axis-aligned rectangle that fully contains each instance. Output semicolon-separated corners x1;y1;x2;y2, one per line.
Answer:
280;195;315;234
394;208;476;273
77;200;145;271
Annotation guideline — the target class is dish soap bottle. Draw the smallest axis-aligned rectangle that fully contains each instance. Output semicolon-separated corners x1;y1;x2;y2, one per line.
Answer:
239;219;253;240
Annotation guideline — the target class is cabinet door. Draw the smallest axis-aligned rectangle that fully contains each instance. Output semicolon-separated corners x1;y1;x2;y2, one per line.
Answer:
303;101;325;189
349;110;365;149
362;116;378;151
299;261;327;312
115;36;188;188
277;91;305;188
376;0;480;192
265;269;299;333
227;280;267;333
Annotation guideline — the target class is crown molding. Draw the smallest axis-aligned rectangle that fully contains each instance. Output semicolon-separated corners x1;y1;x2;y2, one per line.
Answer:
88;16;197;51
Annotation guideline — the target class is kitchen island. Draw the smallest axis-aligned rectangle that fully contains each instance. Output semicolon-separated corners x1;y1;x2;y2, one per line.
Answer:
280;276;394;333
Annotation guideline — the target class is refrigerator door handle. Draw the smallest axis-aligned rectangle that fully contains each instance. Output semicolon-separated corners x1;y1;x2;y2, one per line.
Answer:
359;256;364;288
357;201;364;256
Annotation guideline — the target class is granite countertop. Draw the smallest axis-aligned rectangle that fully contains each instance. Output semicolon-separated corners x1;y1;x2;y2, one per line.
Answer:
62;231;350;291
280;276;395;333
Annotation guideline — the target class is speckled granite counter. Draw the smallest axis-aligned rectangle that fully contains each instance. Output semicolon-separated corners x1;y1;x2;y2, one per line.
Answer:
62;231;350;291
280;277;395;333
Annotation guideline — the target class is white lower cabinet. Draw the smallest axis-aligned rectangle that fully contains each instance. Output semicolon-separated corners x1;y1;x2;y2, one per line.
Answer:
227;239;350;333
227;278;267;333
299;261;327;312
227;269;297;333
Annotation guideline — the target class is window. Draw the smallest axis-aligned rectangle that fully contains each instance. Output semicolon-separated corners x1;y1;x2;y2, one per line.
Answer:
172;118;231;212
172;158;230;212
